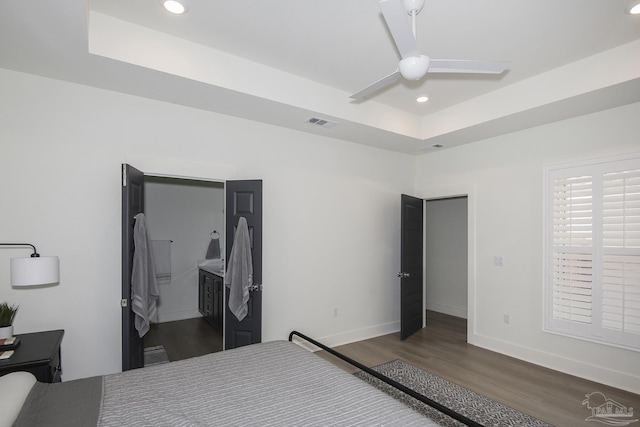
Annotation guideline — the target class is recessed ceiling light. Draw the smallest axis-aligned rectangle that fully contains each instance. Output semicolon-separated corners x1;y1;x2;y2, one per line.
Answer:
163;0;186;14
630;3;640;14
416;96;429;103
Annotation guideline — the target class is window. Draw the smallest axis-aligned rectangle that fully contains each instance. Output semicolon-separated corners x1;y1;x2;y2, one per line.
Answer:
544;153;640;351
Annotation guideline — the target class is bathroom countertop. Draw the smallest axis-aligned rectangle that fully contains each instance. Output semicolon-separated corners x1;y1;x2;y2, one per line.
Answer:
199;265;224;276
198;260;224;276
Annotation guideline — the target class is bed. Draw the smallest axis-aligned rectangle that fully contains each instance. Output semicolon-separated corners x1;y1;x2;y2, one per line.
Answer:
4;333;468;427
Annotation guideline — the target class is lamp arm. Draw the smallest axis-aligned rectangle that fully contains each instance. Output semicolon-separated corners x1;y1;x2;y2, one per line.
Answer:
0;243;40;257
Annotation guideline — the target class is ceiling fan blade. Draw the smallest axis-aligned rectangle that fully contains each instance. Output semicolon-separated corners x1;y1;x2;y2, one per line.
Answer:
350;70;402;100
379;0;420;59
427;59;509;74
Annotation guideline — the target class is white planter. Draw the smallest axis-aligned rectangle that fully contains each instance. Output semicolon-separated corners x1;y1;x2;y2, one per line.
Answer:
0;325;13;340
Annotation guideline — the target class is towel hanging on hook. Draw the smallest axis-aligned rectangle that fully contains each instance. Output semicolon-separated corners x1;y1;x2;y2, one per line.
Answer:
206;231;221;259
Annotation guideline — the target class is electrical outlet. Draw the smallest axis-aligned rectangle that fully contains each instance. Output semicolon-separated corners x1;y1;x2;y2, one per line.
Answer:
333;308;338;317
504;314;511;324
494;256;504;266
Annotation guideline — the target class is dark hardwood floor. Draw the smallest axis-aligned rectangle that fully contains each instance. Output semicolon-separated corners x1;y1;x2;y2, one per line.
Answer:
144;317;222;362
317;311;640;427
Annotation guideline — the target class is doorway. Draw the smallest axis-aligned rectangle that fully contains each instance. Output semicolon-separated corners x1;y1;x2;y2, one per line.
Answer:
424;196;468;330
142;176;225;362
122;164;264;370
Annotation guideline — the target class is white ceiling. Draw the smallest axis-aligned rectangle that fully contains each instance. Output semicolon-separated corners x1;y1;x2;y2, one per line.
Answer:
1;0;639;154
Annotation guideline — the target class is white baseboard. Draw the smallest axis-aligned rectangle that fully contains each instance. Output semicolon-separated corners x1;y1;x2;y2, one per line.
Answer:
426;302;468;319
156;309;201;323
292;321;401;352
469;333;640;394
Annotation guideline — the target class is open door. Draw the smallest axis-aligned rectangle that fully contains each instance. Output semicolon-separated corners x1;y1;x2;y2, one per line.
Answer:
399;194;424;340
225;180;263;349
121;164;145;370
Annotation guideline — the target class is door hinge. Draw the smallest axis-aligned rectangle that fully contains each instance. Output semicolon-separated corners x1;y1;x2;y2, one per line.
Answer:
249;284;263;292
122;164;127;187
121;299;128;307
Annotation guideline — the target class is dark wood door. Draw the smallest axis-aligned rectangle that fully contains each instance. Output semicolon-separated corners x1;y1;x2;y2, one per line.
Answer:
121;164;145;370
225;180;262;349
400;194;424;340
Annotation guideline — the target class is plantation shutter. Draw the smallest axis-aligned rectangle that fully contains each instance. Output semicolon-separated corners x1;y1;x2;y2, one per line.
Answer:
552;175;593;326
545;155;640;351
601;169;640;337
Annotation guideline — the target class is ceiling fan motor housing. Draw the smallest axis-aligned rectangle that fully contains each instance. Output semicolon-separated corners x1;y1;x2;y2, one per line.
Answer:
399;55;430;80
403;0;425;14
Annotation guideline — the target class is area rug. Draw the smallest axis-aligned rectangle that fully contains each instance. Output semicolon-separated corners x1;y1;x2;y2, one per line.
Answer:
144;345;170;366
355;360;553;427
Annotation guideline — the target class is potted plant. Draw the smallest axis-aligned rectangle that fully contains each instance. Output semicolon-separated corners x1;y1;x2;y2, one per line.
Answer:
0;302;19;340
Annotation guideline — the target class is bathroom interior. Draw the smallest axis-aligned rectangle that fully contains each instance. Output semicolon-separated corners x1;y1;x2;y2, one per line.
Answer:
142;175;226;362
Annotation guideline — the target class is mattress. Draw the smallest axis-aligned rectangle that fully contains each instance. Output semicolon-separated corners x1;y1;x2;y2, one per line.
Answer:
13;340;440;426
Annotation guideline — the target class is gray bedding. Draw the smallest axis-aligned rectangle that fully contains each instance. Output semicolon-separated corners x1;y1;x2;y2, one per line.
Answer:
15;340;440;426
14;376;103;426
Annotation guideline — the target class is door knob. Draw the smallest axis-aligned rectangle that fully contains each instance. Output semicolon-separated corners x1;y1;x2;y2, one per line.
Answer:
397;272;410;278
248;284;263;292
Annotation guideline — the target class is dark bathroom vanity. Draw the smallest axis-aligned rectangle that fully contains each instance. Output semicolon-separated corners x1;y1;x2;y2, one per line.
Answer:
198;268;223;332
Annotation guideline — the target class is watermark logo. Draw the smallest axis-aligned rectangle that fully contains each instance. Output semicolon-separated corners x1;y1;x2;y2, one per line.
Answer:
582;392;637;426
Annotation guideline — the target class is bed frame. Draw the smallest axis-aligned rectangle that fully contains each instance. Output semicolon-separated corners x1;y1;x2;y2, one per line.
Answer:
289;330;483;427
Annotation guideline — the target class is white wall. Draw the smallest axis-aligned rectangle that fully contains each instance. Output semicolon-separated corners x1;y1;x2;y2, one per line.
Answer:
415;101;640;393
145;178;224;323
4;65;637;393
425;198;468;319
0;68;415;381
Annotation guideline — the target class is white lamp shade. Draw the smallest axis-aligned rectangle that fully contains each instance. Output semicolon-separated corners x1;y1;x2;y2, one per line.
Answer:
10;256;60;286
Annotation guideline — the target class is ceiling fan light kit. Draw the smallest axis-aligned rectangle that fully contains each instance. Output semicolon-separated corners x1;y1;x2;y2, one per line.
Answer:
399;55;430;80
350;0;508;100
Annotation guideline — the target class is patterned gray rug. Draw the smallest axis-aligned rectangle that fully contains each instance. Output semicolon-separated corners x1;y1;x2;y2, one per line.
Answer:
355;360;554;427
144;345;170;366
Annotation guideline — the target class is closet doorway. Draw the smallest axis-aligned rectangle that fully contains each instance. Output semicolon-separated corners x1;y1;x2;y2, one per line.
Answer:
142;176;225;362
424;196;468;331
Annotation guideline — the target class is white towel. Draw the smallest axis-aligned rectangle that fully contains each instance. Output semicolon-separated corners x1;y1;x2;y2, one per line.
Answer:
225;217;253;321
151;240;172;285
132;213;160;337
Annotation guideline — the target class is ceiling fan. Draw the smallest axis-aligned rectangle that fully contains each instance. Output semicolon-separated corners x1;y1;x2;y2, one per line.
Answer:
350;0;508;100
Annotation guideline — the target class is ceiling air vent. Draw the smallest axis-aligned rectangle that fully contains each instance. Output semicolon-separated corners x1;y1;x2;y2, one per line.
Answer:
307;117;338;128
